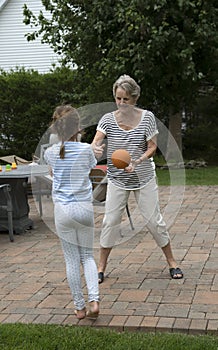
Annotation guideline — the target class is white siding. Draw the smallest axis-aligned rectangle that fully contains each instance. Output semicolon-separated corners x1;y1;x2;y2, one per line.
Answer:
0;0;60;73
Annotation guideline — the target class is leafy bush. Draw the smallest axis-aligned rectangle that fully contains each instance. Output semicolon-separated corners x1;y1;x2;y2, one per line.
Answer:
0;68;217;164
0;67;78;160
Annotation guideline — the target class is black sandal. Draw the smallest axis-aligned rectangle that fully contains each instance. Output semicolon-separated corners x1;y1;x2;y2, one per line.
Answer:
169;267;183;279
98;272;104;284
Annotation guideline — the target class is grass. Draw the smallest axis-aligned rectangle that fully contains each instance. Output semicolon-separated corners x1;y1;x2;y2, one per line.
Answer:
156;166;218;186
0;324;218;350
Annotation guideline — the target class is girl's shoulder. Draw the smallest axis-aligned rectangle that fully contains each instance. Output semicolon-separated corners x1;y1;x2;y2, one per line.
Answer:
79;142;92;150
71;142;93;155
65;141;90;149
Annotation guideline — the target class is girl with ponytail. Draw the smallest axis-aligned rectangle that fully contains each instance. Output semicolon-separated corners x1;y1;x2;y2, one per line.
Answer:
44;105;100;320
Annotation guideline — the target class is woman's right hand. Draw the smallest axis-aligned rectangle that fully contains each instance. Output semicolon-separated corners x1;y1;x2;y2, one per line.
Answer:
91;142;105;159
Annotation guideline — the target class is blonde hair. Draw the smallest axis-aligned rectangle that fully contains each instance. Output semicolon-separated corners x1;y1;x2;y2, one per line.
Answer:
51;105;80;159
113;74;141;99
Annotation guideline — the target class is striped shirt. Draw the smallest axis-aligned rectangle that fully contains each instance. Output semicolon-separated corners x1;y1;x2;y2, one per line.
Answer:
97;110;158;190
44;142;97;203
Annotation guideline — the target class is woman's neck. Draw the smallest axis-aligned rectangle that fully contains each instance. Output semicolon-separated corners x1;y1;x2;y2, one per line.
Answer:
114;108;142;130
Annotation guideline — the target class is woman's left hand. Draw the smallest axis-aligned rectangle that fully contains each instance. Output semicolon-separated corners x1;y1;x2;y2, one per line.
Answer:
125;158;142;172
124;160;135;173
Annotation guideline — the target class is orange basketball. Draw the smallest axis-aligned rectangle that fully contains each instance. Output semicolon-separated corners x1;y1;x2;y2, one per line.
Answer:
111;149;131;169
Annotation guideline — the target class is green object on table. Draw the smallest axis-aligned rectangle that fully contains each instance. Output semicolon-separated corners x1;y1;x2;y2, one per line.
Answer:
5;164;11;171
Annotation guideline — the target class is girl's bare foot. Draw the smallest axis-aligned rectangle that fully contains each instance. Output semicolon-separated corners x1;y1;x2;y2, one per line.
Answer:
74;307;86;320
86;301;99;319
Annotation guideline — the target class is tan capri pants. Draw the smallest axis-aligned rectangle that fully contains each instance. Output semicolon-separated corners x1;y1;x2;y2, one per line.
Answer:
100;176;170;248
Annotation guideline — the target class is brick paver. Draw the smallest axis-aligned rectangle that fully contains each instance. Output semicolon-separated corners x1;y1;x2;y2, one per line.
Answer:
0;186;217;335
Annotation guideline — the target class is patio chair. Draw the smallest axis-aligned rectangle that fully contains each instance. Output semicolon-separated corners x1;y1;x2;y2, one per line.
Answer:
31;174;52;217
30;143;52;216
0;184;14;242
89;168;134;230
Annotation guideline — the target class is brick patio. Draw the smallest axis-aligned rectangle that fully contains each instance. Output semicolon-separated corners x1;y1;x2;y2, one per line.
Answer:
0;185;217;335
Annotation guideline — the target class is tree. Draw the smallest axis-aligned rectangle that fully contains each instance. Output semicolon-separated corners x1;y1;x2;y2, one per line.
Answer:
183;93;218;164
0;67;78;159
23;0;218;156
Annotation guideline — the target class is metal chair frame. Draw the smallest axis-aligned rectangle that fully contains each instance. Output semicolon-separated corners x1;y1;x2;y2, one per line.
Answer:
0;184;14;242
30;143;52;216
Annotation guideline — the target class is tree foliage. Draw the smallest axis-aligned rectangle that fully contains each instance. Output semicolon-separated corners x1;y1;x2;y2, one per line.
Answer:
0;68;78;159
23;0;218;113
183;94;218;164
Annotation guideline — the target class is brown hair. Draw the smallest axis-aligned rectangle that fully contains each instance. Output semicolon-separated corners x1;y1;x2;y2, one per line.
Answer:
52;105;74;122
50;105;80;159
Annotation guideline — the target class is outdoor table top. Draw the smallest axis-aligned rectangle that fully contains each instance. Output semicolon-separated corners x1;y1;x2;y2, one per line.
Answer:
0;164;49;178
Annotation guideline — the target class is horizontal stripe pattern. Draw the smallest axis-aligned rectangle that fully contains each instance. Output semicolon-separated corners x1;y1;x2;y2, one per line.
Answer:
44;142;97;203
97;110;158;189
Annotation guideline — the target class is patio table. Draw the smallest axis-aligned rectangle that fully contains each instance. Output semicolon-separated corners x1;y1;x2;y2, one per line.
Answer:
0;164;49;234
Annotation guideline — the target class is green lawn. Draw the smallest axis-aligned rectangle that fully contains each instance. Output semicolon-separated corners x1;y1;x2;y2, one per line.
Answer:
0;324;218;350
156;166;218;186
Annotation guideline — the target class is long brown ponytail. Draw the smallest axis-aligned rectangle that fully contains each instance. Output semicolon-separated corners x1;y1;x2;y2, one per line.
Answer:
50;105;80;159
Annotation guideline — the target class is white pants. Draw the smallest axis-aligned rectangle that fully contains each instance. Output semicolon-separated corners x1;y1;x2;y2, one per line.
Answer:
54;202;99;310
100;177;170;248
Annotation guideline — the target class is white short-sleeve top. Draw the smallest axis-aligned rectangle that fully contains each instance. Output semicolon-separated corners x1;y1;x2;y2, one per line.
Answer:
97;110;158;190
